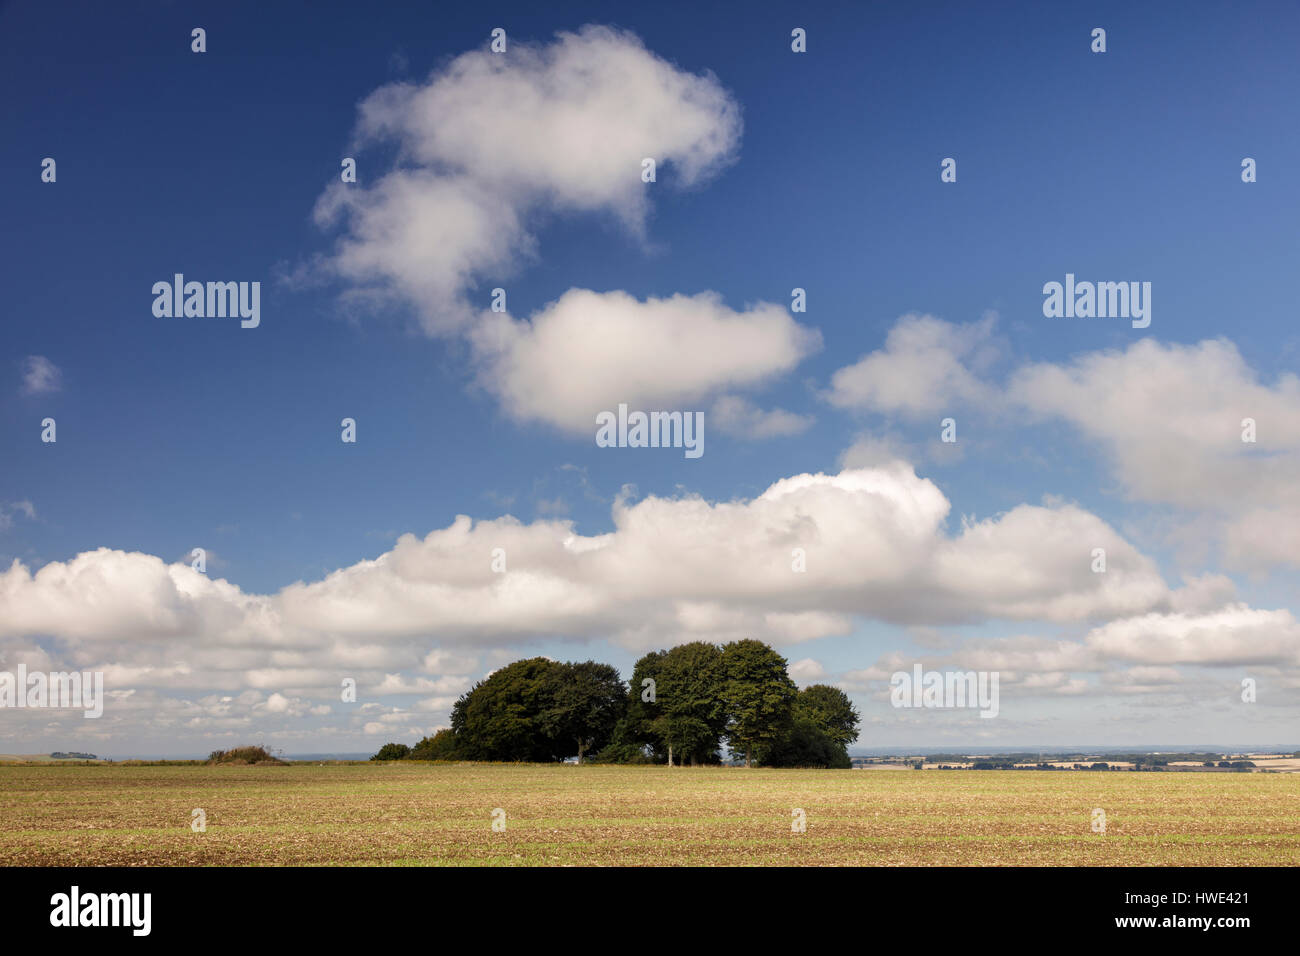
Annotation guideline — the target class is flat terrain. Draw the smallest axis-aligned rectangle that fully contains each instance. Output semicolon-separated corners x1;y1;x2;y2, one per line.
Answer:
0;754;105;763
1;763;1297;866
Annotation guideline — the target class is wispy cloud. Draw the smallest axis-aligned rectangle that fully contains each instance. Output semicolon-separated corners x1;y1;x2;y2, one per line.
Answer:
19;355;61;396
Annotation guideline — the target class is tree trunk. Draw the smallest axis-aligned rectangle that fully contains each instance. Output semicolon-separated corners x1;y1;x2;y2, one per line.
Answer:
667;744;674;767
576;739;585;764
744;751;751;768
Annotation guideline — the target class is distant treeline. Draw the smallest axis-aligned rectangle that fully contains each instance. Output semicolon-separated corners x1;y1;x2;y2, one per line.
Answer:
946;760;1257;772
919;752;1239;766
373;639;860;768
50;752;97;760
871;752;1271;771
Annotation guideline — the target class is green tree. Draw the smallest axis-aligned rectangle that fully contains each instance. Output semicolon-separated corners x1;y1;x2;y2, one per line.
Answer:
763;685;859;768
543;660;626;763
655;642;728;766
762;716;851;768
608;644;729;766
370;742;411;761
794;685;860;748
603;650;668;763
450;657;566;761
721;639;797;767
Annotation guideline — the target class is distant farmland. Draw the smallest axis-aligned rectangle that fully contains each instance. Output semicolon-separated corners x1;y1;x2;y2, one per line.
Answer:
2;763;1297;866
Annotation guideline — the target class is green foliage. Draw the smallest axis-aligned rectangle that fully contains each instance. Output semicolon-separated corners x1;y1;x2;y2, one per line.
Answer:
408;729;460;761
451;658;567;761
763;716;852;768
587;739;655;764
381;640;857;770
762;686;859;768
721;639;797;766
542;660;627;763
445;657;627;762
207;745;285;765
600;644;729;765
654;642;729;765
793;685;860;747
615;650;669;760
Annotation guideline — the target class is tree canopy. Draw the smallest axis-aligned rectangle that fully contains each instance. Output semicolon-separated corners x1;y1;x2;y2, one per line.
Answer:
762;685;861;768
722;639;799;767
543;660;626;763
371;640;859;769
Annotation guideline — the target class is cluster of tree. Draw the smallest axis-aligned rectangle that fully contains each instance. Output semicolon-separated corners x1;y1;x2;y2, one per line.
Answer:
207;745;285;765
607;640;859;768
373;640;860;768
371;658;625;764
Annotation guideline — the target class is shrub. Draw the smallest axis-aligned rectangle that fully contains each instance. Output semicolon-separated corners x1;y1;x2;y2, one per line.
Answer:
207;745;286;765
587;741;657;764
408;729;461;761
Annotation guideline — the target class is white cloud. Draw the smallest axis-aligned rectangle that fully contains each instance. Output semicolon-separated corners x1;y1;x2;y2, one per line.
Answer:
828;315;1300;570
1009;337;1300;570
306;27;820;435
314;25;741;333
839;433;913;469
710;394;814;439
422;649;479;675
788;657;827;685
1084;605;1300;667
470;290;819;432
370;673;472;696
6;453;1290;742
0;500;36;531
0;465;1180;665
825;313;1000;416
833;604;1300;706
20;356;61;396
1009;338;1300;508
0;549;277;644
314;171;520;333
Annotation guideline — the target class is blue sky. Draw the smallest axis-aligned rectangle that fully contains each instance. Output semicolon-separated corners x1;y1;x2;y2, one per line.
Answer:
2;0;1298;756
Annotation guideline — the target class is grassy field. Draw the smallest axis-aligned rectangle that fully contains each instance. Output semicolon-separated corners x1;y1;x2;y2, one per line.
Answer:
0;754;106;763
1;762;1298;866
